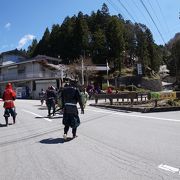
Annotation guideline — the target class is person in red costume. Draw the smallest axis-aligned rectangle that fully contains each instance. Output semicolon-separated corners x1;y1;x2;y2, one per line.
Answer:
2;83;17;126
107;86;113;94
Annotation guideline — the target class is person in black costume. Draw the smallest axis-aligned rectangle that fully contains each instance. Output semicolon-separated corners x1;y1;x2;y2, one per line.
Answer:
46;86;57;117
61;82;84;139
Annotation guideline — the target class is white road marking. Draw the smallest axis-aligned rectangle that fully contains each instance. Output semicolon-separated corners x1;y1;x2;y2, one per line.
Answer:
89;109;180;122
22;109;52;122
158;164;180;174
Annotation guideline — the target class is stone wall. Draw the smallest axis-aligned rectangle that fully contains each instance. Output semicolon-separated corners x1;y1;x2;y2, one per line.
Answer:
141;78;162;91
116;76;162;91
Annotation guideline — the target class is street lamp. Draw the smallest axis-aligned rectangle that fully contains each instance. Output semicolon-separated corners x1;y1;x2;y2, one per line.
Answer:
106;60;109;87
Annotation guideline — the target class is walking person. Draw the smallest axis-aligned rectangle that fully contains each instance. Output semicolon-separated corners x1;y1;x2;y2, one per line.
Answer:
81;87;89;109
61;81;84;139
46;86;57;117
39;88;46;106
2;83;17;126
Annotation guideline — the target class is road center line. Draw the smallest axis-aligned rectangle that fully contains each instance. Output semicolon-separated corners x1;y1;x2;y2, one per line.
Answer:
158;164;180;174
22;109;52;122
89;109;180;122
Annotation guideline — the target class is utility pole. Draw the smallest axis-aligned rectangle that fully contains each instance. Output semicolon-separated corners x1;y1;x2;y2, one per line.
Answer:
60;67;64;87
81;56;84;85
106;60;109;87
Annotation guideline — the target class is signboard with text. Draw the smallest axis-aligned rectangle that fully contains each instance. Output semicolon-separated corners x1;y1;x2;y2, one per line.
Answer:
137;63;142;75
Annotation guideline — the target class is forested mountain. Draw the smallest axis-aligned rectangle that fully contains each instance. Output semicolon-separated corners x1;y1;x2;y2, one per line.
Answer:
27;3;166;76
166;33;180;80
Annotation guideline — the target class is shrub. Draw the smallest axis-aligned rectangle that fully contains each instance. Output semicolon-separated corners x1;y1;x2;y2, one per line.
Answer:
102;83;108;90
126;85;137;91
102;83;115;90
167;100;177;106
118;85;126;91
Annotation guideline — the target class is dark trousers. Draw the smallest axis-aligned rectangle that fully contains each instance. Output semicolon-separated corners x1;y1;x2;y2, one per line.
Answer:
46;100;55;116
4;108;16;125
64;126;77;137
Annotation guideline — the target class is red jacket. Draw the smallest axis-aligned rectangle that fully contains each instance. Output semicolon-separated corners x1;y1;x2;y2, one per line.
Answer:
3;83;16;108
107;87;112;94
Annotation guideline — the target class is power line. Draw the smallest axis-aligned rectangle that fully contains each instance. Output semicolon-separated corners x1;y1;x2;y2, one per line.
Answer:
121;0;141;23
149;0;170;42
127;0;158;35
106;0;137;23
131;0;151;26
116;0;136;22
147;0;163;29
105;0;126;18
140;0;166;44
156;0;171;36
146;0;167;41
106;0;166;44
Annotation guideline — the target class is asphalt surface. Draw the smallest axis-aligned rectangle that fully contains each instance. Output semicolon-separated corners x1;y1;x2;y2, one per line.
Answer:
0;99;180;180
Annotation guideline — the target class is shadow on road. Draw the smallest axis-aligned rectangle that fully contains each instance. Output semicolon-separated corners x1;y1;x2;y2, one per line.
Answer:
0;123;7;127
0;123;14;127
39;137;73;144
35;116;63;119
38;107;47;110
35;116;51;119
50;116;63;119
97;106;133;113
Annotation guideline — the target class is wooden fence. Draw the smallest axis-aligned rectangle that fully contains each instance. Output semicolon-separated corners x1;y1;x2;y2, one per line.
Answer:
94;91;180;107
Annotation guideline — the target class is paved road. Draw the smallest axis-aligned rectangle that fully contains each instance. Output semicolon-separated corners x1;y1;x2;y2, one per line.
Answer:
0;99;180;180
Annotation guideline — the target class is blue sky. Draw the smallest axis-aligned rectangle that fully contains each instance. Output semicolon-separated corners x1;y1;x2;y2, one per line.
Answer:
0;0;180;53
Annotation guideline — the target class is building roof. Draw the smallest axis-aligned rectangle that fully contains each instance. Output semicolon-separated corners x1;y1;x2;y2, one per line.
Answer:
1;49;27;57
162;81;173;86
0;55;62;67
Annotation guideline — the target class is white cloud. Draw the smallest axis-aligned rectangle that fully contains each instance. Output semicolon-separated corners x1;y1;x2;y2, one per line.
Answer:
4;23;11;30
17;34;35;49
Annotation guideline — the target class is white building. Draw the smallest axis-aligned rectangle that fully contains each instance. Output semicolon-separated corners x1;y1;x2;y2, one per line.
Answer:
159;65;169;78
0;49;110;99
0;50;64;99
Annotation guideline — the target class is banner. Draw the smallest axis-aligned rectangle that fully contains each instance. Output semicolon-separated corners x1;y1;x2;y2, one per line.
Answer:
160;92;176;100
150;92;176;100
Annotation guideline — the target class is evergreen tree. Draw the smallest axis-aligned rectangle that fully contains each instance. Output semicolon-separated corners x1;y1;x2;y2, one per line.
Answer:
33;28;50;56
27;39;38;57
124;21;136;66
91;28;107;64
171;39;180;79
28;3;165;78
101;3;109;16
135;23;149;75
49;24;61;57
72;12;90;59
106;16;125;72
59;16;76;63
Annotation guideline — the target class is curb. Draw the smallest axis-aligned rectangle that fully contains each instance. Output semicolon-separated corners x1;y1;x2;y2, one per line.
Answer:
89;104;180;113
